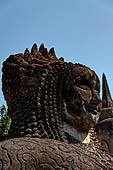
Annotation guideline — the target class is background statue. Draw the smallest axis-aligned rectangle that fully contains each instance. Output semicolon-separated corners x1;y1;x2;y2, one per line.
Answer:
1;44;113;169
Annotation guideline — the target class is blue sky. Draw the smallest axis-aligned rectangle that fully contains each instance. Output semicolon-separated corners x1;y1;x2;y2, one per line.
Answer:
0;0;113;107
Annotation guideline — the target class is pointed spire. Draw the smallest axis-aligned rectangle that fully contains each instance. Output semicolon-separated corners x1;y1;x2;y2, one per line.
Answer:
102;73;113;108
24;48;32;64
49;48;56;57
59;57;64;62
24;48;30;56
39;43;45;53
39;43;50;59
31;43;38;55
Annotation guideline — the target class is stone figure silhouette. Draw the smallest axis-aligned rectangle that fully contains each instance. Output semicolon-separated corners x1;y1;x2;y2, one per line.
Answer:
0;44;113;169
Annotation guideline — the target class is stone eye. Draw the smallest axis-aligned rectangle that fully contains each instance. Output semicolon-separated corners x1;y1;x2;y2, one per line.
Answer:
77;80;92;90
78;85;90;90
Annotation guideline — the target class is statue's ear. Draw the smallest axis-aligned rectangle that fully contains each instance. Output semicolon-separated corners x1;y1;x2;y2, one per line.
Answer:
102;73;113;108
99;73;113;122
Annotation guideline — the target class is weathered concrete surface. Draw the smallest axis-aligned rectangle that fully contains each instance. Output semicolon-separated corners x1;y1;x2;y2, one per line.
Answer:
1;44;113;169
0;137;113;170
2;43;101;143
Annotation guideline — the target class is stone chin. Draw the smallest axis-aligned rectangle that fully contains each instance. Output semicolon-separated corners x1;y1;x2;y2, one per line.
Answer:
65;103;100;133
63;101;101;144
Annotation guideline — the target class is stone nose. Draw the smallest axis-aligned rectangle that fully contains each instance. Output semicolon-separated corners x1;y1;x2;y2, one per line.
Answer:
91;89;101;105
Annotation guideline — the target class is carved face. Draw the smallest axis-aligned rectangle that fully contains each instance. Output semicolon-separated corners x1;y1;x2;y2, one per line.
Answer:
64;64;101;132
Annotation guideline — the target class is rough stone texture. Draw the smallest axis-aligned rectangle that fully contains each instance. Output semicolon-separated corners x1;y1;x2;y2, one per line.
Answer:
2;43;101;143
93;74;113;155
1;43;113;169
0;137;113;170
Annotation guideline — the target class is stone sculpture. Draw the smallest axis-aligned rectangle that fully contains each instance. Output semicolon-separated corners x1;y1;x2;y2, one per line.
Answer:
0;43;113;169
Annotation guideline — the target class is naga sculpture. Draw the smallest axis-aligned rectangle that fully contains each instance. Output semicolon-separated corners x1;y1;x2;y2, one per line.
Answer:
0;43;113;169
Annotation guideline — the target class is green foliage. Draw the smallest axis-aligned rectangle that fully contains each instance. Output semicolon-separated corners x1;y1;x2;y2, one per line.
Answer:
0;105;11;142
